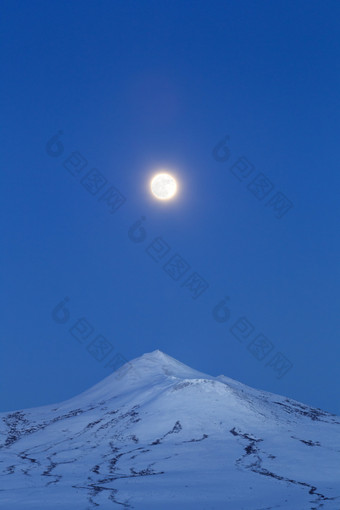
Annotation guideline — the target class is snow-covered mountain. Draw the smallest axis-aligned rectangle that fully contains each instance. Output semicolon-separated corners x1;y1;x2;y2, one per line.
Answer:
0;350;339;509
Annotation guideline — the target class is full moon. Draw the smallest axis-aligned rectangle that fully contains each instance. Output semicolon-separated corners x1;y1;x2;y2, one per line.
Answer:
150;173;177;200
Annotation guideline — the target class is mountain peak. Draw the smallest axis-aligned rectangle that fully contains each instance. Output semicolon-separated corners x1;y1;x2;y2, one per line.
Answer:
141;349;172;360
127;349;210;380
1;350;339;509
138;349;191;368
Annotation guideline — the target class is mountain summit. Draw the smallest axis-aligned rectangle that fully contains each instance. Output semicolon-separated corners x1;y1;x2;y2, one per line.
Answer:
1;351;339;509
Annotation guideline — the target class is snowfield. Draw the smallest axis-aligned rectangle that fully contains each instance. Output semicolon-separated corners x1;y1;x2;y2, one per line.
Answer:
0;350;339;509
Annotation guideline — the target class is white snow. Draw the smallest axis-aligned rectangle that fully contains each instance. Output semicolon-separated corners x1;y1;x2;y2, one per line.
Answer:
0;350;339;509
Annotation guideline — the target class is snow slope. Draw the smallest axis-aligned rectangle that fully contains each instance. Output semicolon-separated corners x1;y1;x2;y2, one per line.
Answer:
0;350;339;509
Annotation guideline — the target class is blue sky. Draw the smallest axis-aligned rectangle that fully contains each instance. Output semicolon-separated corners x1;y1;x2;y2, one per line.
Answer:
1;0;340;415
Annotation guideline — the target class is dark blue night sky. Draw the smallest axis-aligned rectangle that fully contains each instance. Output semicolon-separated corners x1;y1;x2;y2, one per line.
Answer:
1;0;340;415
